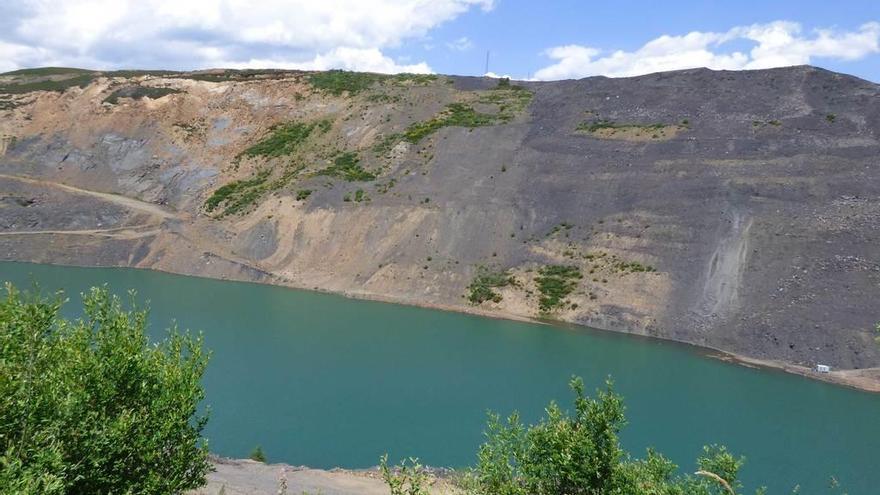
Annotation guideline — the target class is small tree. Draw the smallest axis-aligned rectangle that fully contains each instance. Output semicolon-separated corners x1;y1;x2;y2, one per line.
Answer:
0;284;211;494
250;445;268;463
380;454;430;495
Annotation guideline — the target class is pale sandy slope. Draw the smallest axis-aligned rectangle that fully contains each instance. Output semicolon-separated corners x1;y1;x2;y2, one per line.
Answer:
190;458;460;495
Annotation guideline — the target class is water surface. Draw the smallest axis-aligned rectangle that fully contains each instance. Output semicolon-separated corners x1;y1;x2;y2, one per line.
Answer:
2;261;878;493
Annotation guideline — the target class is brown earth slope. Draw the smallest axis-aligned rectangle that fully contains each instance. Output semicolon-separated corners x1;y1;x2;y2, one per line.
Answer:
1;66;879;389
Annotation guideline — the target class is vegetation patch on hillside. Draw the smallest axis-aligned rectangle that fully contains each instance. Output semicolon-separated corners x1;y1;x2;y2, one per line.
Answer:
307;70;387;96
204;169;270;216
576;119;685;141
103;85;181;104
388;73;438;86
467;266;516;304
478;80;534;122
535;264;582;313
0;73;97;95
317;152;376;181
241;120;329;159
404;103;498;143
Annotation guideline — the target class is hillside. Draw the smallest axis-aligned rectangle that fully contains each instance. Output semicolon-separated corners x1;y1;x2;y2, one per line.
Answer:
1;65;879;388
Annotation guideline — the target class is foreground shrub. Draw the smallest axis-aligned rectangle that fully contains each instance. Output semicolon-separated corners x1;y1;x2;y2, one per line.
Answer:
385;377;766;495
0;284;211;494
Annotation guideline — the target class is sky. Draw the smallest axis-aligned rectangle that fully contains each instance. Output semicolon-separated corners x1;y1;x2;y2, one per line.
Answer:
0;0;878;82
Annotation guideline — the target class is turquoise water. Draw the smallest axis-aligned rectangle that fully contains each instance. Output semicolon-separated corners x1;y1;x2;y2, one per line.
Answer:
2;261;878;493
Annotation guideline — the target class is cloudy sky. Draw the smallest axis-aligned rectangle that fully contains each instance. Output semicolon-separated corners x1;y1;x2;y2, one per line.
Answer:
1;0;879;81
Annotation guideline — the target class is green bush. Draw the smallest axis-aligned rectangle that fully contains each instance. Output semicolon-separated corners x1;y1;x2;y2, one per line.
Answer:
464;377;754;495
534;265;582;313
242;122;318;158
467;267;515;304
404;103;497;143
317;152;377;181
204;169;270;215
296;189;313;201
0;284;210;494
249;446;267;463
380;454;429;495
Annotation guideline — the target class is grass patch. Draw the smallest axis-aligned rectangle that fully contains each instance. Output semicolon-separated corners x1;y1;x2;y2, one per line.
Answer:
389;73;438;85
752;119;782;127
478;86;533;122
307;70;386;96
613;261;656;273
576;119;666;133
404;103;497;143
241;121;323;158
0;67;94;77
317;152;376;181
103;86;181;104
295;189;313;201
353;189;369;202
467;267;515;304
535;265;582;313
204;169;270;216
0;73;97;95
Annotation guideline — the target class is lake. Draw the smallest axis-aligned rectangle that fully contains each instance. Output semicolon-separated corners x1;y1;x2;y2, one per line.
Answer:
2;261;878;493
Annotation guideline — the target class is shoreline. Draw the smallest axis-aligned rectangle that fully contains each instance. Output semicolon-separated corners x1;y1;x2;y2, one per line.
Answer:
190;456;459;495
3;258;879;393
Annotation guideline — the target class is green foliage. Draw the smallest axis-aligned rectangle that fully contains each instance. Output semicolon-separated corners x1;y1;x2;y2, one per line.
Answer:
874;322;880;345
353;189;368;202
534;265;582;313
103;85;181;104
614;260;656;273
0;67;94;77
576;119;667;133
404;103;497;143
204;169;270;216
467;267;515;304
0;284;210;494
296;189;313;201
249;446;267;463
390;73;438;86
480;84;533;121
242;122;319;158
380;454;430;495
0;73;97;95
307;70;386;96
463;377;757;495
317;152;377;181
826;113;837;123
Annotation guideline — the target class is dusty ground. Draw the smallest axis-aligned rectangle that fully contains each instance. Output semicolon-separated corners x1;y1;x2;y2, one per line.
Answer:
2;65;879;390
190;458;459;495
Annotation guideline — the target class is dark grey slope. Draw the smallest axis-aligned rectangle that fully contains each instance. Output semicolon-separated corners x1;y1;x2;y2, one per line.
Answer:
501;66;880;368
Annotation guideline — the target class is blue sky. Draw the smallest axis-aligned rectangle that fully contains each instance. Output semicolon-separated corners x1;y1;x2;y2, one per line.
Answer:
408;1;880;80
1;0;878;81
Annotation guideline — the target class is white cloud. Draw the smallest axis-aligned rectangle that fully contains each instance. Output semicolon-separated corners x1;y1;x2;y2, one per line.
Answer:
446;36;473;51
534;21;880;80
0;0;495;72
218;47;432;74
